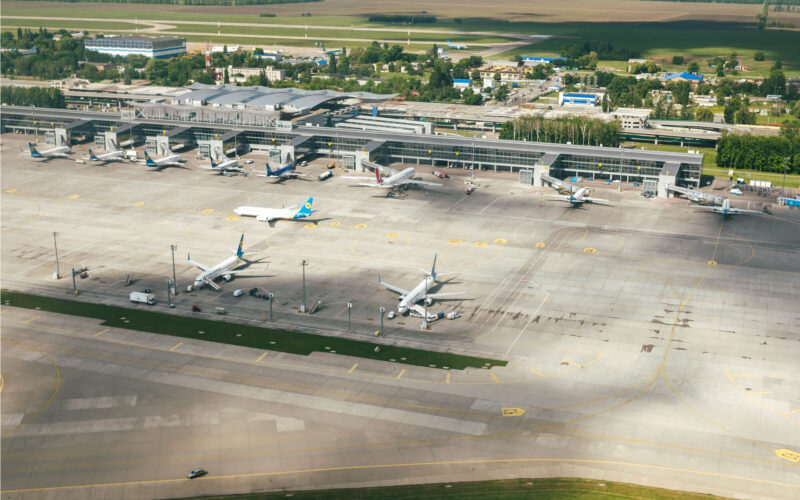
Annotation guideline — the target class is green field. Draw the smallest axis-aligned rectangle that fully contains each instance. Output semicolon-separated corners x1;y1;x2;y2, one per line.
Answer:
0;290;506;370
176;477;732;500
3;20;139;31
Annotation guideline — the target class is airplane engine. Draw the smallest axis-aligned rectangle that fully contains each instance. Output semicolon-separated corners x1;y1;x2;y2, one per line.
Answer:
425;297;433;306
223;274;233;282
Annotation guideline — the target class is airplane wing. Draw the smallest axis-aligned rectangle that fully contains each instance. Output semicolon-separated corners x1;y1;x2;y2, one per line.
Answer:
358;182;390;188
425;291;467;299
545;194;572;201
585;197;611;204
378;278;410;296
188;257;210;272
403;179;443;187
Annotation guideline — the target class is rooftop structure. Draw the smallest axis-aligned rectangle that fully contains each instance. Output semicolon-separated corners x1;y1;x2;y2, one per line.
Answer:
84;35;186;59
662;72;704;83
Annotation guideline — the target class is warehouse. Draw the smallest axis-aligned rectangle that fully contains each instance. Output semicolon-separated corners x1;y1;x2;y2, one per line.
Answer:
84;35;186;59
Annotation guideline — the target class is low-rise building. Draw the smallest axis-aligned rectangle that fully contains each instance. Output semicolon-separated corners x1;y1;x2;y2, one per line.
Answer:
85;35;186;59
215;66;286;83
611;107;652;129
558;92;604;106
453;78;471;91
662;72;704;84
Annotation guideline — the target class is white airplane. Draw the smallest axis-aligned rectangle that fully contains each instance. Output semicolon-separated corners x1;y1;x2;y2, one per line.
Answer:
206;156;242;173
87;147;125;163
359;166;442;189
187;234;256;291
143;150;183;170
546;186;609;206
25;142;70;159
378;254;466;315
234;197;315;226
696;197;762;216
446;40;468;50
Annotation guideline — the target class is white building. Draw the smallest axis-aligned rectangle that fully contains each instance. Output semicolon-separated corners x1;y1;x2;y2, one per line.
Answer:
84;35;186;59
611;108;652;129
216;66;286;83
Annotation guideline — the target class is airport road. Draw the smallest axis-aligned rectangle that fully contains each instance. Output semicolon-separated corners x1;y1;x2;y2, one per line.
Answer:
2;135;799;498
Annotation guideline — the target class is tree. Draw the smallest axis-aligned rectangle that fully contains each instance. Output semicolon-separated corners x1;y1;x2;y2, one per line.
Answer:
223;68;230;84
756;3;768;30
328;53;337;74
696;107;714;122
687;61;700;74
470;69;480;81
672;55;685;65
754;51;765;61
431;43;438;59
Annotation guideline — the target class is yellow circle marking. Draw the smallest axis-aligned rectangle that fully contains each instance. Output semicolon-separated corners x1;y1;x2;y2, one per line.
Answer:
474;241;488;247
387;233;398;238
448;239;462;245
494;238;507;245
67;195;80;200
226;216;240;221
535;242;546;248
202;208;214;214
5;188;17;193
133;201;145;207
330;221;341;227
775;449;800;463
583;247;597;254
707;260;718;266
501;407;526;417
304;223;317;229
354;224;367;229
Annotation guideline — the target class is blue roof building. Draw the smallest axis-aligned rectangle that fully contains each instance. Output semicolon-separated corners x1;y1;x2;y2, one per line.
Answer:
558;92;604;106
662;72;704;83
521;56;564;66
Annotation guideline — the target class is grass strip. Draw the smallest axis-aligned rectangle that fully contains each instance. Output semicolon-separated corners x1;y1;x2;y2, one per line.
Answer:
175;477;731;500
1;290;505;370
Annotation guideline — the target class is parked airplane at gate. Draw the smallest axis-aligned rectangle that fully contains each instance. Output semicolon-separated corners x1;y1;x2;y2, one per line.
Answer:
206;155;242;173
378;254;466;315
143;150;183;169
26;142;70;159
547;186;609;205
446;40;468;50
258;162;305;181
187;234;255;291
696;197;762;216
234;197;315;226
358;166;442;189
87;148;125;163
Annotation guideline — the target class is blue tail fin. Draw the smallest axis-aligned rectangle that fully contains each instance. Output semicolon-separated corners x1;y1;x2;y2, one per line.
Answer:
29;142;41;157
89;149;99;161
236;234;244;258
431;253;437;279
294;197;314;218
265;164;274;176
210;157;218;168
144;151;157;167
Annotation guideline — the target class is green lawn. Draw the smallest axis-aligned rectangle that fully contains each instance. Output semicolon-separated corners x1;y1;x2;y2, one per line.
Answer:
0;290;505;370
2;20;139;31
175;477;733;500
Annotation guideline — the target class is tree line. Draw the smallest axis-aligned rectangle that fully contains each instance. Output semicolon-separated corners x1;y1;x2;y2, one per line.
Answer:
1;86;66;108
717;127;800;174
368;15;436;23
499;116;620;147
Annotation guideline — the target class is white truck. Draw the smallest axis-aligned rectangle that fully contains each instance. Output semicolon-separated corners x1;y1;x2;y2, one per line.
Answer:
129;291;156;305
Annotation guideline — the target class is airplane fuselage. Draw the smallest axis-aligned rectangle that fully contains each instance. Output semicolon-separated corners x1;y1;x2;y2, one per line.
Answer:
398;275;435;313
193;256;241;288
381;167;416;187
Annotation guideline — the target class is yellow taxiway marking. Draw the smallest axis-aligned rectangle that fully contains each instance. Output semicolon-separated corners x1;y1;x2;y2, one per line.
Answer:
93;328;110;338
66;195;80;200
562;359;582;368
256;352;268;363
0;373;4;393
782;408;800;416
201;208;213;214
304;223;316;229
3;457;800;495
6;188;18;193
386;233;398;238
133;201;145;207
775;449;800;463
494;238;507;244
347;363;358;374
474;241;488;247
583;247;596;254
395;369;406;380
226;216;240;221
168;342;183;352
354;224;367;229
707;260;718;266
330;221;341;227
448;239;462;245
490;371;499;383
501;407;526;417
529;367;546;378
535;242;546;248
446;372;451;384
24;315;41;324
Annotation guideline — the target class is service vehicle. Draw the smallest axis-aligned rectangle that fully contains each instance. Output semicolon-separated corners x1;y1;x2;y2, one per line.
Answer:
129;291;155;305
187;468;207;479
431;170;449;179
233;289;244;297
244;159;254;165
318;170;333;181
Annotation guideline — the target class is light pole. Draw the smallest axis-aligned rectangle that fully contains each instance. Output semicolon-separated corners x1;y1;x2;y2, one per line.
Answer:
300;259;308;313
268;292;274;321
71;268;79;295
783;157;789;198
379;306;385;336
421;272;429;330
347;302;353;331
170;244;178;295
53;232;61;279
167;280;174;308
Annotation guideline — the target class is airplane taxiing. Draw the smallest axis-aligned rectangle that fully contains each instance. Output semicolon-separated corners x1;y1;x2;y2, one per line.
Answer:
320;42;342;55
234;197;315;226
378;254;466;316
187;234;256;291
546;186;610;206
26;142;71;159
258;163;306;182
696;197;762;216
359;166;442;190
206;156;242;173
446;40;468;50
87;148;125;163
143;150;183;170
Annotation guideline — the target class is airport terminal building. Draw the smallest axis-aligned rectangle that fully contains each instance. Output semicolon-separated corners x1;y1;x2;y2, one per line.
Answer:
84;35;186;59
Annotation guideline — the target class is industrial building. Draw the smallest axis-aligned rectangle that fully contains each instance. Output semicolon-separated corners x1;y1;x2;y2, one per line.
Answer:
84;35;186;59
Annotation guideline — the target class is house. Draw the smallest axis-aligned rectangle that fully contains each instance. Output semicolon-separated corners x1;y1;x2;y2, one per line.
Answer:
453;78;471;91
662;72;704;84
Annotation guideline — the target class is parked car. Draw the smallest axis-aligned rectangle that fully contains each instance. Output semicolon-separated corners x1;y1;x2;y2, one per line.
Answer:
192;304;201;312
244;159;254;165
233;289;244;297
187;468;207;479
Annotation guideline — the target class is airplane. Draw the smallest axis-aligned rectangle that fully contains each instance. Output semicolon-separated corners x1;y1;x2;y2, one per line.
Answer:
234;197;315;226
87;148;125;163
143;150;183;170
258;162;306;182
446;40;468;50
546;186;609;206
187;234;256;291
206;155;242;174
358;166;442;189
696;197;762;216
378;254;466;315
26;142;70;159
320;42;341;55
